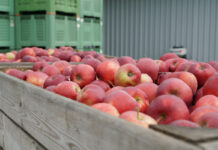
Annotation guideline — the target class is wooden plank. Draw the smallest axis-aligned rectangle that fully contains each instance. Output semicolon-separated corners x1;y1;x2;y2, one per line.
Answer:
150;125;218;143
201;141;218;150
0;112;3;148
0;111;45;150
0;72;201;150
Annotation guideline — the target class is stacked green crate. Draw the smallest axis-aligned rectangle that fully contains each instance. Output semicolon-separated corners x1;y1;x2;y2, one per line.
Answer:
79;0;103;18
0;0;15;52
16;14;79;49
15;0;78;15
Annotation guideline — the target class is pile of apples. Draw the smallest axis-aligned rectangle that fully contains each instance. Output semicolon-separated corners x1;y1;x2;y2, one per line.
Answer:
3;47;218;129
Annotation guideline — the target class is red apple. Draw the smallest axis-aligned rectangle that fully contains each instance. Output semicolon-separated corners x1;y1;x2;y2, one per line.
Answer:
156;78;193;105
207;61;218;71
202;74;218;97
96;60;120;85
92;103;120;117
156;72;172;85
155;60;168;72
89;80;110;92
81;58;101;71
5;69;25;80
77;84;105;105
123;87;149;112
95;54;106;62
71;64;96;88
52;60;71;74
106;86;124;95
19;47;36;59
54;81;80;100
58;51;74;61
160;53;179;61
197;112;218;128
104;90;138;113
137;58;159;81
193;95;218;110
21;55;37;62
43;74;66;88
32;62;48;71
114;64;141;86
188;62;216;87
120;111;157;128
45;85;56;92
147;95;190;124
136;82;158;102
165;58;187;72
35;49;49;57
176;61;196;72
42;65;60;76
167;72;198;94
194;88;203;103
190;106;218;122
26;71;48;87
70;55;81;62
0;53;6;60
170;120;200;128
117;56;136;66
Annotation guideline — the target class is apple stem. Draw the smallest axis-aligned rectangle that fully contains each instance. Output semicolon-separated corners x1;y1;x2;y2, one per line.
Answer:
156;115;165;123
136;107;141;120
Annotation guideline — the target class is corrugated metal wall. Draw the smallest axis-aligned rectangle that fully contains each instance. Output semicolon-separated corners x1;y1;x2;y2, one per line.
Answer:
103;0;218;61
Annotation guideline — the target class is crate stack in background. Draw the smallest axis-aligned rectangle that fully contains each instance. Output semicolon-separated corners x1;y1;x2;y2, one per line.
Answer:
14;0;103;53
0;0;15;52
78;0;103;53
15;0;79;49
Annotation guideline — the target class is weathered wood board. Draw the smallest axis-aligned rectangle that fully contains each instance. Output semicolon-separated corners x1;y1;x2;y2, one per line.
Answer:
0;72;202;150
0;111;45;150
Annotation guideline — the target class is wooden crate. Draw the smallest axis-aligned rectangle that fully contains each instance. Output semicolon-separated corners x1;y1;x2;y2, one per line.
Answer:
0;68;218;150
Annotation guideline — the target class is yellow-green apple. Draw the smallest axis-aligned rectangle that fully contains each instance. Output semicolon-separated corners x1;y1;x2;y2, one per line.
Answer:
43;74;66;88
71;64;96;88
96;60;120;85
89;80;110;92
137;58;159;81
5;69;25;80
135;82;158;102
26;71;48;87
140;73;153;83
202;74;218;97
104;90;138;113
170;120;200;128
207;61;218;71
81;58;101;71
197;112;218;128
42;65;60;76
160;53;179;61
114;64;141;86
123;87;149;112
192;95;218;110
54;81;80;100
146;95;190;124
156;78;193;105
70;55;81;62
188;62;216;87
48;49;55;55
5;52;15;59
77;84;105;105
120;111;157;128
92;103;120;117
117;56;136;66
52;60;71;74
32;62;48;71
190;106;218;122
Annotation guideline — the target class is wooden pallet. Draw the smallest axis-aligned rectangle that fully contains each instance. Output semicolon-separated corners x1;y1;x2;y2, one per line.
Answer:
0;68;217;150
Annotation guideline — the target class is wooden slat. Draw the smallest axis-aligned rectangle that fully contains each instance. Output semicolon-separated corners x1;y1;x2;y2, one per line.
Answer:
0;72;201;150
0;112;3;148
151;125;218;143
201;141;218;150
0;111;45;150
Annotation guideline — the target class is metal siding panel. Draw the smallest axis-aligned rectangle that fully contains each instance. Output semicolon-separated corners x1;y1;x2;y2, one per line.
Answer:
103;0;218;61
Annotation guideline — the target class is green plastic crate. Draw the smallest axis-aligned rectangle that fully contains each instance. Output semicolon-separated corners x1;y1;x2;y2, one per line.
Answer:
0;14;15;50
0;0;14;15
15;0;78;14
79;18;102;48
16;14;79;49
81;46;102;53
79;0;103;18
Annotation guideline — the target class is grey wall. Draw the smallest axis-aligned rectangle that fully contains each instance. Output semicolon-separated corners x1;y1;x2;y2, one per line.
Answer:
103;0;218;61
